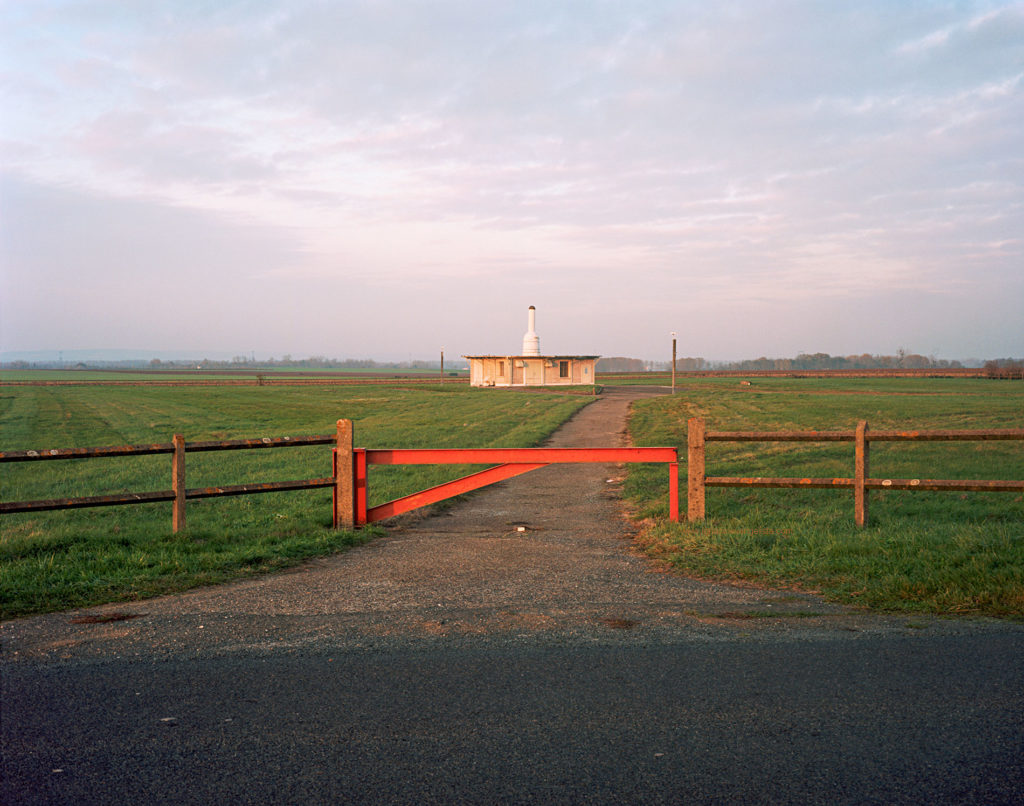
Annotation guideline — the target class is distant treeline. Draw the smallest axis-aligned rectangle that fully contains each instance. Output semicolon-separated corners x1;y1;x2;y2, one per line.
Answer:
159;356;449;370
5;353;1021;375
697;351;968;371
982;358;1024;378
596;357;651;372
597;353;1024;373
1;356;450;371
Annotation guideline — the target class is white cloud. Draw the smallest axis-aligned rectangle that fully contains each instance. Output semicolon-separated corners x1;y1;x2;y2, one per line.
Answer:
1;0;1021;360
895;28;952;56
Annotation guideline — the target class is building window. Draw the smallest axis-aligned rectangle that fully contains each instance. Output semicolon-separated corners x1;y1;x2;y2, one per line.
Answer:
559;360;569;378
498;360;505;377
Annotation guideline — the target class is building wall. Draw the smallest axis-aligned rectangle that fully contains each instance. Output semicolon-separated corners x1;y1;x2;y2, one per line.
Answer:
468;357;596;387
470;357;509;386
575;359;596;384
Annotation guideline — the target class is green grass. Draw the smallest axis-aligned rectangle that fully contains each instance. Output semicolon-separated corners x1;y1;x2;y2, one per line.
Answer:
625;377;1024;617
0;385;590;618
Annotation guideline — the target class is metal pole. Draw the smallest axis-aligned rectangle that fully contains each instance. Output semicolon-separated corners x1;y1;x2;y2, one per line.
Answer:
671;332;677;394
440;348;444;384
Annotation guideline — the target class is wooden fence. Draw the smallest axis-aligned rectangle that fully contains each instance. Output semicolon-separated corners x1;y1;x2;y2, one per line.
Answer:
686;418;1024;527
6;417;1021;532
0;431;344;532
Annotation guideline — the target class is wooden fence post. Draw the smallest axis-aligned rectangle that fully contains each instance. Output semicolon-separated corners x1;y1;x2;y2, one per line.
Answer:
687;417;706;522
334;419;354;529
855;420;869;528
172;434;186;533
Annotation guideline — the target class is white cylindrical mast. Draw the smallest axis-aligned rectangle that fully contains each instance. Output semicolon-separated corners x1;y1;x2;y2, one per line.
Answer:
522;305;540;356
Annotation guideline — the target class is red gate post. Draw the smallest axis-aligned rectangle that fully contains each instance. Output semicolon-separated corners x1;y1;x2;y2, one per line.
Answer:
669;460;679;522
855;420;869;528
687;418;706;522
172;434;186;533
354;448;368;526
334;419;354;529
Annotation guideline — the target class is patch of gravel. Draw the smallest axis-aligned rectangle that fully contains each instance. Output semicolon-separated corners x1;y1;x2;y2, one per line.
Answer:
2;386;1017;663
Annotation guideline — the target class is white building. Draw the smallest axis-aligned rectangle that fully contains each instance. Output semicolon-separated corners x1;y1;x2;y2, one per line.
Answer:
464;306;599;388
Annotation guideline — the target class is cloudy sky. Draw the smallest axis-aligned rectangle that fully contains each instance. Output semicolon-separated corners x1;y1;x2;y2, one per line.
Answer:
2;0;1021;362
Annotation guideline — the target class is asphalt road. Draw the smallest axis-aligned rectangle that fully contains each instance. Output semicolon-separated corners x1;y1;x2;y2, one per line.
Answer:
3;630;1023;805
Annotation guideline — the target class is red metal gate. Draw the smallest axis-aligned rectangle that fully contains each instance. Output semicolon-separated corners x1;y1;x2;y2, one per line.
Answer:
334;444;679;527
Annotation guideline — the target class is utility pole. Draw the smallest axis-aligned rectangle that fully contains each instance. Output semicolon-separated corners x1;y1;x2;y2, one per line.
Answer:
440;347;445;385
671;332;677;394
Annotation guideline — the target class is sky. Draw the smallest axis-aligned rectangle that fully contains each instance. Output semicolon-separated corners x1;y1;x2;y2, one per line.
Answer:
1;0;1022;363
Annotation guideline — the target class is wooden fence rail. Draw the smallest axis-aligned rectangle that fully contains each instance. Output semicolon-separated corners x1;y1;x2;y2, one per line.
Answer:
0;432;341;532
687;418;1024;527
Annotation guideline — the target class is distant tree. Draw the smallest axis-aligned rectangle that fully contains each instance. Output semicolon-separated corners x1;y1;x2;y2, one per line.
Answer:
597;357;647;372
984;358;1024;378
903;353;931;369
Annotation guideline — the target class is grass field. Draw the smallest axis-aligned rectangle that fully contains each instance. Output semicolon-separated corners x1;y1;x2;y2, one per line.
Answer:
0;384;590;618
4;377;1021;620
625;377;1024;617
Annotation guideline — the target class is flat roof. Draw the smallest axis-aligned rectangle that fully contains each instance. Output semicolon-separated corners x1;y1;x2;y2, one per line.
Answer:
463;355;601;360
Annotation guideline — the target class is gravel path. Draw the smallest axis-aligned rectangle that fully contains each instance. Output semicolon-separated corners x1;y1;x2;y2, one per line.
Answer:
0;387;1008;663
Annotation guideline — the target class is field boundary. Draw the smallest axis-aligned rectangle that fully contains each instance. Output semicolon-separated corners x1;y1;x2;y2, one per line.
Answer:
0;377;470;388
7;415;1020;532
1;420;681;531
601;368;1023;380
0;433;337;531
6;366;1023;387
686;418;1024;526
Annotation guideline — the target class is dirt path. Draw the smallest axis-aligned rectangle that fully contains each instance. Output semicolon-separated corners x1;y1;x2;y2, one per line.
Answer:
1;387;982;662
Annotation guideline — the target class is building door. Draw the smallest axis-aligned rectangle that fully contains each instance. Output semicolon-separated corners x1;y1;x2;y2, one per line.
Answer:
524;360;543;385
